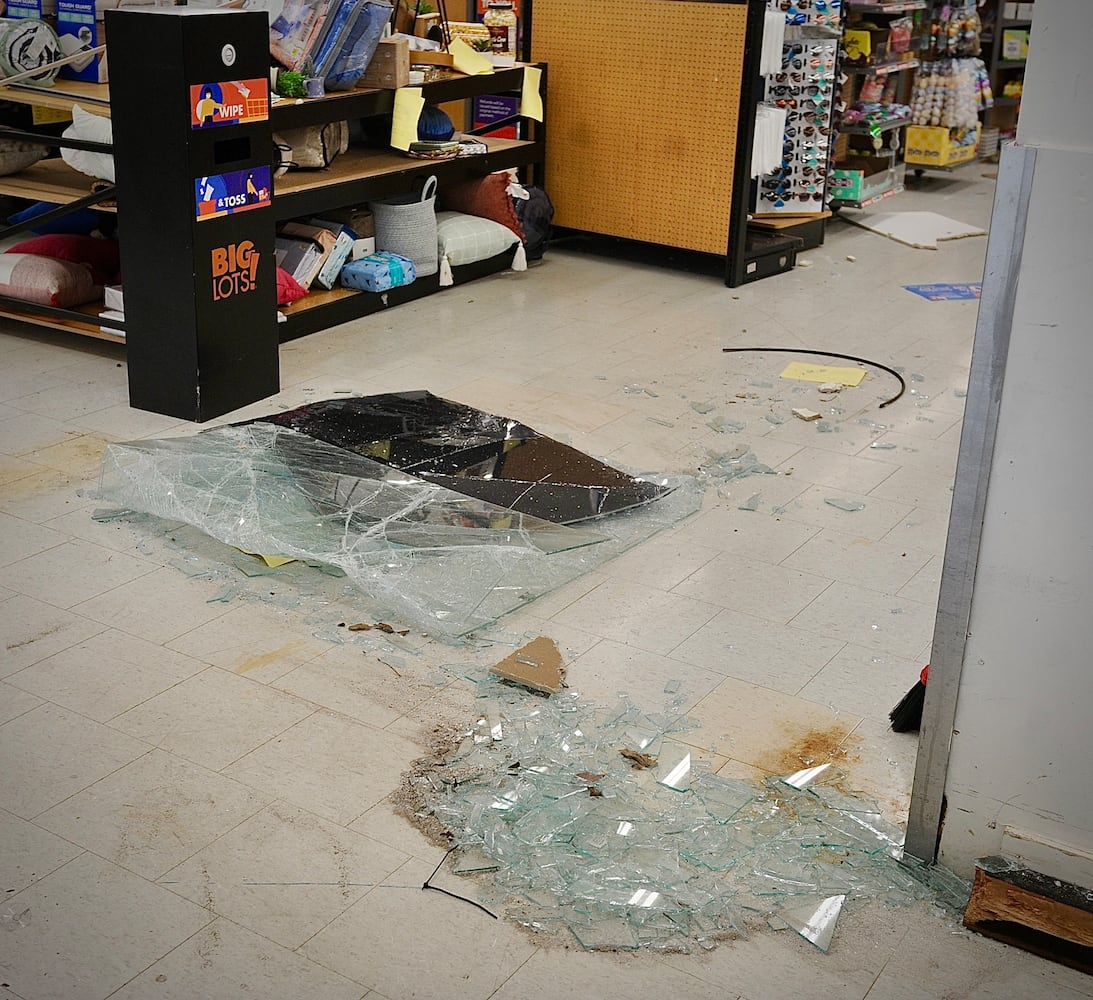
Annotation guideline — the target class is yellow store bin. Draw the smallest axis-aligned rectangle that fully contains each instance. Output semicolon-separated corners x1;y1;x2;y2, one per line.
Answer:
905;125;980;168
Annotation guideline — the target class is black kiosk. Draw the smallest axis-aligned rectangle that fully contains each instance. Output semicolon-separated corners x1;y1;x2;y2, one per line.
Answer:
106;8;279;422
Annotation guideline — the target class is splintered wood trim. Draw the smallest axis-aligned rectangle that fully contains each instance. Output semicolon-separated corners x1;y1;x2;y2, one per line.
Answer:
964;859;1093;975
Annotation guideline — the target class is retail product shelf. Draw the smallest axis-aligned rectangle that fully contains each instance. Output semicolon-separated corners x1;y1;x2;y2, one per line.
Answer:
0;158;117;210
0;301;122;343
848;1;926;12
274;137;539;217
831;183;904;209
0;80;110;115
839;115;911;135
844;58;920;76
0;6;547;420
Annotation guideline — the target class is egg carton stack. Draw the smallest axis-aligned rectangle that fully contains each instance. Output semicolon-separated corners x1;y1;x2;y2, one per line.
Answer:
909;57;989;131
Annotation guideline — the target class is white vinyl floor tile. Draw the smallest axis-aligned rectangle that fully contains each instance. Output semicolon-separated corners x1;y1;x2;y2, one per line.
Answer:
0;170;1073;998
107;918;368;1000
109;666;315;771
161;800;409;950
0;852;211;1000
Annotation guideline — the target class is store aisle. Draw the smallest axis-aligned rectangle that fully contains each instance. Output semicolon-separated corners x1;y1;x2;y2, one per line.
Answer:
1;170;1087;1000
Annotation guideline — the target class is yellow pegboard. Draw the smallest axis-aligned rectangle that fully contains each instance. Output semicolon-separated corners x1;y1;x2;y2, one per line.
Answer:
532;0;749;255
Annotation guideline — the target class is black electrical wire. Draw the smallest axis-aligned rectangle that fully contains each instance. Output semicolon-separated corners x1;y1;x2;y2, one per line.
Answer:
422;847;498;919
720;347;907;408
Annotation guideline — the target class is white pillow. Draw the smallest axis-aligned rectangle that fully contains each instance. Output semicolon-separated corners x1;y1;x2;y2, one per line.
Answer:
61;105;115;183
436;210;519;267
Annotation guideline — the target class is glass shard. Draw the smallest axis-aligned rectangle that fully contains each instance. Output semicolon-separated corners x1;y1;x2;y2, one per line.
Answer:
657;752;693;791
778;894;846;952
824;497;866;512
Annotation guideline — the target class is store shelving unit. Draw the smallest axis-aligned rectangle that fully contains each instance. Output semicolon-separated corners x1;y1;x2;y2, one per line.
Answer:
980;0;1033;138
0;13;546;420
831;1;926;208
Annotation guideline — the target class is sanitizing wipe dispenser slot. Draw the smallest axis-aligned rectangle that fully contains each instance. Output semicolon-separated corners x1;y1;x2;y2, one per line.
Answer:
106;8;279;422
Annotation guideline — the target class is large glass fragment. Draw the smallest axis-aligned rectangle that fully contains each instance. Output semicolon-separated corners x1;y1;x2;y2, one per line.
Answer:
398;676;966;954
97;401;703;637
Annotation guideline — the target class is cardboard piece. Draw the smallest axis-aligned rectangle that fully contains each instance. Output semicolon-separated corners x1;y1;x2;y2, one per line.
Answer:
781;362;867;387
841;210;986;250
490;636;566;694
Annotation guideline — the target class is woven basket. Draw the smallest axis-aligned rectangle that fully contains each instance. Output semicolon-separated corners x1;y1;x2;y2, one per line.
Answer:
371;175;439;277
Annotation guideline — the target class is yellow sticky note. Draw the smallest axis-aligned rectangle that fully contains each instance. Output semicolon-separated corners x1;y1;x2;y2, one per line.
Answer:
391;87;424;151
449;37;494;76
237;548;297;568
780;362;867;387
521;65;544;122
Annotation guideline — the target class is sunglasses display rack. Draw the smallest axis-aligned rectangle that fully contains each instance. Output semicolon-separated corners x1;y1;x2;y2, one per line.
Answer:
752;33;841;216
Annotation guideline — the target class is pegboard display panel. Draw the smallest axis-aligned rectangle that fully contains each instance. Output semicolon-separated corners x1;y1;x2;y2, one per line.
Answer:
532;0;749;255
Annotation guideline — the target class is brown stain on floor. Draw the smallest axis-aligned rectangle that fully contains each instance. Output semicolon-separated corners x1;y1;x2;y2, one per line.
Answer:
757;724;861;776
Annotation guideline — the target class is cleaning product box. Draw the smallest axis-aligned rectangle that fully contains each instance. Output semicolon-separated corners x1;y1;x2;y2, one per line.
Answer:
57;0;108;83
308;218;358;290
8;0;57;19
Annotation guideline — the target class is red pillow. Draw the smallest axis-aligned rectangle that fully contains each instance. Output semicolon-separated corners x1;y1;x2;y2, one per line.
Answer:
438;173;525;243
276;265;308;306
7;234;121;286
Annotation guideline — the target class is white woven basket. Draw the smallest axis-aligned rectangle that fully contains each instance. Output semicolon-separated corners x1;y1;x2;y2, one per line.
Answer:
371;175;439;277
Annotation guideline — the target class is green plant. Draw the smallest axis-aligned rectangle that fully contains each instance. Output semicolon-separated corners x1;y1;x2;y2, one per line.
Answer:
277;70;306;98
472;37;492;52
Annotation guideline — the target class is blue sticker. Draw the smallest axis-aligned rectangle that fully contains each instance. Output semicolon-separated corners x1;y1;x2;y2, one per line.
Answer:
904;283;982;301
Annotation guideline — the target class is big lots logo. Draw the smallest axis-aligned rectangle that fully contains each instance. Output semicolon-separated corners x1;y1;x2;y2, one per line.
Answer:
211;241;260;301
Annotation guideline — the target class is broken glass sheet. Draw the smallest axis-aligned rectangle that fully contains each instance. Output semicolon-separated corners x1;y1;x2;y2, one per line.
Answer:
98;409;702;638
738;493;762;512
399;678;963;954
250;391;671;525
700;446;775;483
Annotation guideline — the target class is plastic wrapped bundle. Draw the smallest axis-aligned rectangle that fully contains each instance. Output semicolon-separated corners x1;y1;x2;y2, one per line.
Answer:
340;250;416;292
321;0;392;91
0;17;62;88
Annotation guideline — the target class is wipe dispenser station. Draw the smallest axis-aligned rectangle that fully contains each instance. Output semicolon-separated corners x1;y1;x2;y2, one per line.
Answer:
106;8;279;422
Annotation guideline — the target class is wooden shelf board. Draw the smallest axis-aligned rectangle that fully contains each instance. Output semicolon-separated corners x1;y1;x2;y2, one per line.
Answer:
280;285;360;317
0;158;117;211
274;138;533;198
0;80;110;116
0;301;123;342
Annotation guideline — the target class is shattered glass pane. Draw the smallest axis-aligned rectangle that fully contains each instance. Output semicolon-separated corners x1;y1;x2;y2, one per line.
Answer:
395;677;962;954
97;399;703;638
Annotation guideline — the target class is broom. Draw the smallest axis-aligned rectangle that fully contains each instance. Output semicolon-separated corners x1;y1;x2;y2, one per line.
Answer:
889;664;928;732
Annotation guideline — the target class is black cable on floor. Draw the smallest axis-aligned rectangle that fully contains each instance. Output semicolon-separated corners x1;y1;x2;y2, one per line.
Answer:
422;847;499;919
721;347;907;408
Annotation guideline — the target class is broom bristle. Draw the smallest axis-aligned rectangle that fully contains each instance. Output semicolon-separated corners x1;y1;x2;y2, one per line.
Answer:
889;680;926;732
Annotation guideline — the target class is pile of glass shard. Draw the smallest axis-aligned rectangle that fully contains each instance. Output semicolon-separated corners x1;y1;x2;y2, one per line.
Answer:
404;677;971;954
96;393;703;638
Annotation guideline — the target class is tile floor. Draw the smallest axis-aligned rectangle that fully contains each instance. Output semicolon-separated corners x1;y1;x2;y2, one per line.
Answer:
2;170;1090;1000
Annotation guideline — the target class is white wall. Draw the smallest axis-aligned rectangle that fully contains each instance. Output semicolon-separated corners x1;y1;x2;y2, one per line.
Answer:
935;0;1093;881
